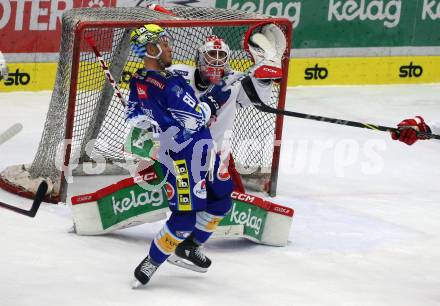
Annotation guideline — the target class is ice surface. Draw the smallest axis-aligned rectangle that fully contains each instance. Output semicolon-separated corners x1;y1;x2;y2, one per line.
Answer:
1;85;439;306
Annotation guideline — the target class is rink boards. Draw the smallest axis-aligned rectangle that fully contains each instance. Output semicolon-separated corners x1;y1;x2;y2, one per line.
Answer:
2;56;440;92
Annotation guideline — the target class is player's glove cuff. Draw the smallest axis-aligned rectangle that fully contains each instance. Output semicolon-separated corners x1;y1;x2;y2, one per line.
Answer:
253;64;282;80
200;95;220;117
391;116;432;145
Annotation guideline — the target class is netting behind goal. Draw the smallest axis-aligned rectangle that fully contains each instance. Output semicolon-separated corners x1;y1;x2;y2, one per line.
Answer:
0;7;291;203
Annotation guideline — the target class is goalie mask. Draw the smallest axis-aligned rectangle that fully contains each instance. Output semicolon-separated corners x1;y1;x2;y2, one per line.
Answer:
130;24;173;60
197;35;230;84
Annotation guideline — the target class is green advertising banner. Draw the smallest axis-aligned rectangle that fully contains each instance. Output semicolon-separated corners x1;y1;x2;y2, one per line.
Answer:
97;183;169;230
96;161;167;230
216;0;440;49
219;201;267;241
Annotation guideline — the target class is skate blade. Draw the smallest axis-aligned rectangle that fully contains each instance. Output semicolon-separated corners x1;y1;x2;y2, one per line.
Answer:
131;278;144;289
167;255;208;273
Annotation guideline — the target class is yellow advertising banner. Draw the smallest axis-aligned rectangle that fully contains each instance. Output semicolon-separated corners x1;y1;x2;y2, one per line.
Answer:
289;56;440;86
0;63;57;92
2;57;440;92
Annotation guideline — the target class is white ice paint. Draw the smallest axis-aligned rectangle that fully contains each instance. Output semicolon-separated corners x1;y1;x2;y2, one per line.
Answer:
1;85;440;306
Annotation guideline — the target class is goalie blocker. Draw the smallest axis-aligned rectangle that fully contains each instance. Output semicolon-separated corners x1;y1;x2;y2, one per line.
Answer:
70;164;294;246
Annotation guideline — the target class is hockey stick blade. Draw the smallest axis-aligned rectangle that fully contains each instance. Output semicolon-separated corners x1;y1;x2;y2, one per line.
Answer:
0;181;48;217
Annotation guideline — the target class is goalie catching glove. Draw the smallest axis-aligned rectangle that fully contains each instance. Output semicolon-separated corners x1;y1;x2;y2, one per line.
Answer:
245;23;286;80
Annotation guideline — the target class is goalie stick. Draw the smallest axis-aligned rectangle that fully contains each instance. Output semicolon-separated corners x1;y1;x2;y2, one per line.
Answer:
0;181;48;217
240;76;440;141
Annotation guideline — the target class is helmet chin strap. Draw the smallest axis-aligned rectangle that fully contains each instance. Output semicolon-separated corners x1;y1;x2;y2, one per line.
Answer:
157;58;167;69
145;44;166;69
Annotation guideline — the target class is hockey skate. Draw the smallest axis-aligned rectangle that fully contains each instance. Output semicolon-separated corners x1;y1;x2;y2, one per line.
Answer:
131;256;159;289
167;236;211;273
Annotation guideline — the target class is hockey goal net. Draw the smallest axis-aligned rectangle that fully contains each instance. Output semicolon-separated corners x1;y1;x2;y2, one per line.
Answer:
0;7;291;203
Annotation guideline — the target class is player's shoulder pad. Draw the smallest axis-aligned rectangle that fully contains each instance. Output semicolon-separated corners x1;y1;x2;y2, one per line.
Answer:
168;64;194;77
131;70;173;92
158;70;173;79
140;70;172;90
142;70;191;93
132;68;148;80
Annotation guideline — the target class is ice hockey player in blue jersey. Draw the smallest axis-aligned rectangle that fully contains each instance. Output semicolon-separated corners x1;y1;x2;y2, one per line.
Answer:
166;24;287;272
127;24;234;288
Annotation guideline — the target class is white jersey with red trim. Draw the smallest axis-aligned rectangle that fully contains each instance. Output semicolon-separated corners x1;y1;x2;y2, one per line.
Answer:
168;64;273;153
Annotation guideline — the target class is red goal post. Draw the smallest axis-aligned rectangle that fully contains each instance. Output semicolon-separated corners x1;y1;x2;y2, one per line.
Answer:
0;7;292;203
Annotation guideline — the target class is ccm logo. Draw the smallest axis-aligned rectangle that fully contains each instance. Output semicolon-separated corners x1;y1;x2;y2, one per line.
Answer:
72;194;94;204
399;62;423;78
77;195;92;201
304;64;328;80
133;171;158;183
231;191;255;203
262;67;278;73
272;206;291;214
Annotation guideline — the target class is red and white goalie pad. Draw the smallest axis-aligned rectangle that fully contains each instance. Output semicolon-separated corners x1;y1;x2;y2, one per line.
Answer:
69;173;294;246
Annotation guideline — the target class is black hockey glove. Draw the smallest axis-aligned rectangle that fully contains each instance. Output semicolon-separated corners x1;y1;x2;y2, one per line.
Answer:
199;81;231;116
